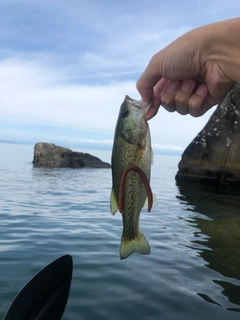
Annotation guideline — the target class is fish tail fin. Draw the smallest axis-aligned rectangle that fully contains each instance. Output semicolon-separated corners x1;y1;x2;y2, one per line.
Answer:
120;231;150;260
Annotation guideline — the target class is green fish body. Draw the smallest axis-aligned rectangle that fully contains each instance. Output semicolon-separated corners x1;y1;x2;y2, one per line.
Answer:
111;95;153;260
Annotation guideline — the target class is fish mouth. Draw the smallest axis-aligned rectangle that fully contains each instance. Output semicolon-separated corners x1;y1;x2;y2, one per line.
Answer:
124;95;151;115
125;95;142;108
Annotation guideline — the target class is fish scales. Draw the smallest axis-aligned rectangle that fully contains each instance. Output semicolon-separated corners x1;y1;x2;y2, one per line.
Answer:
110;95;153;260
122;171;145;239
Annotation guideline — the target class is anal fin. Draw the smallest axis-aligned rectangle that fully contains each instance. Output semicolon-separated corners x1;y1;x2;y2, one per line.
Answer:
110;187;118;215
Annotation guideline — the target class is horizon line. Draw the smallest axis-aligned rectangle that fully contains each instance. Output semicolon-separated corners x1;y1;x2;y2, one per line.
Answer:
0;138;183;156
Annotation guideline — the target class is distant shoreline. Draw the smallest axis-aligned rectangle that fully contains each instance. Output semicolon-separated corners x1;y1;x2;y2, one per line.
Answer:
0;139;182;156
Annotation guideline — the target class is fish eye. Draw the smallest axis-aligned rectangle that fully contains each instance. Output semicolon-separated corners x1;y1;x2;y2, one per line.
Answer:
121;106;129;118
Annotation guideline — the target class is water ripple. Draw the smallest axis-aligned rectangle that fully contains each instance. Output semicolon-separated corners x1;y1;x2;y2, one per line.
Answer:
1;145;240;319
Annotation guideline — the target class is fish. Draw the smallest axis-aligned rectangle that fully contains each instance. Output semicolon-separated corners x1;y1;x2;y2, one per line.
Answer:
110;95;154;260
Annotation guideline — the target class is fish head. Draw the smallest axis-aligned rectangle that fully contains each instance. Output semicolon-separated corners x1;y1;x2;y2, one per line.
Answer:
117;96;151;145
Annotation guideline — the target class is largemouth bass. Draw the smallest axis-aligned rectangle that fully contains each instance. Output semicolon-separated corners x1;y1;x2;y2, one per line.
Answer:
110;95;154;260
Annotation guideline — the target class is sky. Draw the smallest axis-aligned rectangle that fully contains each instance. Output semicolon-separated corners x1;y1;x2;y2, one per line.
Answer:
0;0;239;155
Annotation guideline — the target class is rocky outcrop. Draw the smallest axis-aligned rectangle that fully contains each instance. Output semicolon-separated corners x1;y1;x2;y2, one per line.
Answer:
33;142;111;168
176;84;240;184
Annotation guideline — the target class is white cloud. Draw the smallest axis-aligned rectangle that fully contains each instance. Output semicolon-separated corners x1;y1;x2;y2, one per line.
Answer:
0;57;216;152
1;0;235;152
61;138;113;146
80;26;191;79
152;143;184;152
0;58;136;131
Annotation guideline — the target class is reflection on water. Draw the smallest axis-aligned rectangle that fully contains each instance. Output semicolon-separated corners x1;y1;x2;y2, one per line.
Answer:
177;180;240;310
1;144;240;319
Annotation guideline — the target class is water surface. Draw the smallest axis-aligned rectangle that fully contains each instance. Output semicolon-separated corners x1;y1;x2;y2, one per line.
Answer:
0;143;240;319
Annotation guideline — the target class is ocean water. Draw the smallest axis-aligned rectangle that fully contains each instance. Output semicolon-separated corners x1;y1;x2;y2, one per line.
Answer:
1;142;240;319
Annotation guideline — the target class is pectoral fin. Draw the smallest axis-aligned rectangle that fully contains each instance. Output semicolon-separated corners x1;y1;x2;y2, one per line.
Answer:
110;187;118;215
143;192;157;211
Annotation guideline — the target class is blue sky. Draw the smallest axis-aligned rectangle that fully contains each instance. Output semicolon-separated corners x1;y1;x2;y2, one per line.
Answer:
0;0;239;154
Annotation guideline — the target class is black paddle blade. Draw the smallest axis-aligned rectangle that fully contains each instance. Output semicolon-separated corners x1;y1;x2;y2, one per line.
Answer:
4;255;73;320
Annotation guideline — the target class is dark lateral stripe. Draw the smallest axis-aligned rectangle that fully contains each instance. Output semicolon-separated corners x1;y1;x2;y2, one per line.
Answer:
118;165;153;214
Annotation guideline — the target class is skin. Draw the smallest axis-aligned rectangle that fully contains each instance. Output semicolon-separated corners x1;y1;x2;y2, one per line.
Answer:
136;18;240;120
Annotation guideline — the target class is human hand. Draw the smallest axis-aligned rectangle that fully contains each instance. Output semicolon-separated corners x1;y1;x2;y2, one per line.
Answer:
136;18;240;120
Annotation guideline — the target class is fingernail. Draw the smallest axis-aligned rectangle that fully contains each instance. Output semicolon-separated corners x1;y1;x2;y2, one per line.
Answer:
166;80;179;93
195;85;207;96
181;79;193;91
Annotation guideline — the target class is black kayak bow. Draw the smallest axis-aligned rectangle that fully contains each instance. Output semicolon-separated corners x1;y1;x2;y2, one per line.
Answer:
4;255;73;320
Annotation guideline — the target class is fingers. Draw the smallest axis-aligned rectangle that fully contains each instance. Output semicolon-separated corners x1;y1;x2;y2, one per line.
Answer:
144;78;168;121
140;73;214;120
188;84;211;117
160;80;180;113
160;79;211;117
173;79;196;114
